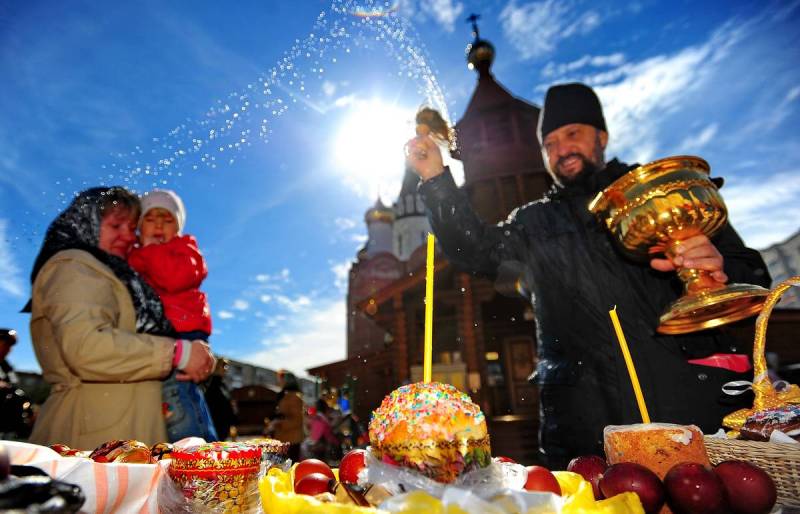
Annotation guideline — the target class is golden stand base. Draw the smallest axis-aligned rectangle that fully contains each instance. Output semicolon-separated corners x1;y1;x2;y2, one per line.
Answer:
657;283;770;334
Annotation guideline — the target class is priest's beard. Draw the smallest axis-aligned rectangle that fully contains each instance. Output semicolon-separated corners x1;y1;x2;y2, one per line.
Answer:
555;154;603;185
553;133;606;186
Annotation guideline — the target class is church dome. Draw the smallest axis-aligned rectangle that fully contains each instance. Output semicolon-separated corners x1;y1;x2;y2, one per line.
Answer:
365;197;394;224
467;38;495;75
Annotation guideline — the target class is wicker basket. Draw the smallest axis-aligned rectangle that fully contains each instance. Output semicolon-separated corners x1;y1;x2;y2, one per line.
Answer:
704;276;800;507
704;436;800;506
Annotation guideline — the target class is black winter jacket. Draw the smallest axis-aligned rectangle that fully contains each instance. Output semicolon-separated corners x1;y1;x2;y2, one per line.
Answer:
420;160;771;466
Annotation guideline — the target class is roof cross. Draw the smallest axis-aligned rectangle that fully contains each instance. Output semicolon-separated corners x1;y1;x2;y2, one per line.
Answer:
466;13;481;39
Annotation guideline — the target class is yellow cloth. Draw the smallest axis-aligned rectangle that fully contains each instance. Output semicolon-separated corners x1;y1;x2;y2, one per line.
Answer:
259;468;645;514
555;472;644;514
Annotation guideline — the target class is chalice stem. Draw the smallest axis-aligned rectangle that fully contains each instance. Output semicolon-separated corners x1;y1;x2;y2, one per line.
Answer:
666;240;725;296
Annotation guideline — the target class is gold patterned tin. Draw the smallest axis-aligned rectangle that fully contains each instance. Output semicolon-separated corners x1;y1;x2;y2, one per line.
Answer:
168;442;262;513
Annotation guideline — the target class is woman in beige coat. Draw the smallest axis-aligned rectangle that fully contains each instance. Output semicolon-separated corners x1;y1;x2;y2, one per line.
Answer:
270;370;305;462
26;187;215;449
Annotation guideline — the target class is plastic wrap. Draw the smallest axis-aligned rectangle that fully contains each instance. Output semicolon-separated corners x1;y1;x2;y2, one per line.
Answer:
364;448;528;499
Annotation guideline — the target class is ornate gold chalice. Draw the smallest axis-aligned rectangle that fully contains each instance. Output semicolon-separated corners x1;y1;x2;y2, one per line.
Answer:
588;155;769;334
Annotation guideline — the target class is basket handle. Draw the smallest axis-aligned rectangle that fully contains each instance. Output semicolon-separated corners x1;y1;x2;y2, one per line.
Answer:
752;275;800;409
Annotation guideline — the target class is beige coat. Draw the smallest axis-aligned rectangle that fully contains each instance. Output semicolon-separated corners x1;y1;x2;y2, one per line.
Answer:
272;391;305;444
29;250;174;449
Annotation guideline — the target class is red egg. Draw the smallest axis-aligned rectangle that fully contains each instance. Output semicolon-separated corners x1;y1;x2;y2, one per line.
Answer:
294;458;334;486
294;472;335;496
567;455;607;499
599;462;665;514
664;462;727;514
524;465;561;495
713;460;776;514
339;449;367;485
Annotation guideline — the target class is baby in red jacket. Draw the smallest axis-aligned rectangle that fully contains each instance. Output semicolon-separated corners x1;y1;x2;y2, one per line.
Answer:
128;189;217;442
128;190;211;340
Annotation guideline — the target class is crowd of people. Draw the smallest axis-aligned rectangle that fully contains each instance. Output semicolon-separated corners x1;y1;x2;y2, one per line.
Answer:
2;81;772;468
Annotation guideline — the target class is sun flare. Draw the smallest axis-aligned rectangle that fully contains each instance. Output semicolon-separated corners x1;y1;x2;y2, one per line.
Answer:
333;99;417;198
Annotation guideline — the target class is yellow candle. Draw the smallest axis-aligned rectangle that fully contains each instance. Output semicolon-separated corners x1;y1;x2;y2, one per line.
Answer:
609;306;651;423
423;233;435;383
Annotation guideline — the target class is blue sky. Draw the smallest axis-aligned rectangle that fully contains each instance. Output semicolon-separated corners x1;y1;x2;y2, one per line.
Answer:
1;0;798;377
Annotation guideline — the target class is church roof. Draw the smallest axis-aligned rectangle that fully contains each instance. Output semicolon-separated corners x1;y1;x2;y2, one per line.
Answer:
457;72;539;128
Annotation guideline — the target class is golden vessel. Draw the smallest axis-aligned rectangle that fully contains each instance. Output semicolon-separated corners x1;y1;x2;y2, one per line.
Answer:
588;155;769;334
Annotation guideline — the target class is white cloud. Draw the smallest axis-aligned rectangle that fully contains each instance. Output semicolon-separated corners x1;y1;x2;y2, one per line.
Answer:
259;294;272;303
334;95;356;108
241;299;347;378
735;81;800;139
275;294;312;312
330;260;352;292
334;217;357;231
722;171;800;249
218;310;235;320
232;299;250;311
0;220;24;298
351;233;368;244
265;314;287;328
590;22;744;163
542;53;626;78
500;0;602;60
255;268;291;284
322;81;336;97
419;0;464;33
678;123;718;152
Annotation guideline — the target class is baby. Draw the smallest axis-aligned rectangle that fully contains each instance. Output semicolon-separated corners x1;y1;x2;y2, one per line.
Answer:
128;189;218;442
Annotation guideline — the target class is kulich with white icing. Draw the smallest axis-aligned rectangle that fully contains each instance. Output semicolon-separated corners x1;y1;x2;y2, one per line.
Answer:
604;423;711;480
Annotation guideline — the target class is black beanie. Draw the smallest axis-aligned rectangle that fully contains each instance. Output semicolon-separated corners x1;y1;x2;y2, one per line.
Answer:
537;83;607;142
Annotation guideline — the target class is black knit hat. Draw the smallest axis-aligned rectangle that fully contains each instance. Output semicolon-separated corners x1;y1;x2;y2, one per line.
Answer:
537;83;607;142
0;328;16;345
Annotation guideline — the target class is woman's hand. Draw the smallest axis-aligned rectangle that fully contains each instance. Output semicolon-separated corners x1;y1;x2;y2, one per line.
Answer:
650;234;728;284
176;340;216;383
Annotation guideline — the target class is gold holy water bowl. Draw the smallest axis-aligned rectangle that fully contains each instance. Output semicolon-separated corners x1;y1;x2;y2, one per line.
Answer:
588;155;769;334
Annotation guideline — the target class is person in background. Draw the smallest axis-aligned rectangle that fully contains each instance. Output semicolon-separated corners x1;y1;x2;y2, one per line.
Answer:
303;398;340;463
406;84;770;468
0;328;19;388
128;189;217;442
269;369;305;461
0;328;34;440
26;187;214;449
204;358;237;440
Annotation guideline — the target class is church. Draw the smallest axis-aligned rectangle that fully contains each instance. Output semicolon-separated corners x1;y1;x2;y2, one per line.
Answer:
307;21;800;464
309;22;551;463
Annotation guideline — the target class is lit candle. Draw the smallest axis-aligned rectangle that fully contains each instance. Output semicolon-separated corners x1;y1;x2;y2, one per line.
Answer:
423;233;435;383
609;306;651;423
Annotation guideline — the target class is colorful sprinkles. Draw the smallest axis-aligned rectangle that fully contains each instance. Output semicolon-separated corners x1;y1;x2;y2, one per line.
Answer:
368;382;491;482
